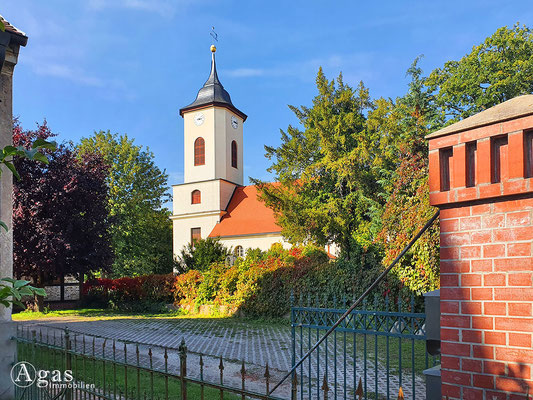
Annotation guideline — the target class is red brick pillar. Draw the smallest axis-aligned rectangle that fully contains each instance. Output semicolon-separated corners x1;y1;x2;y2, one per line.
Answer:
428;95;533;400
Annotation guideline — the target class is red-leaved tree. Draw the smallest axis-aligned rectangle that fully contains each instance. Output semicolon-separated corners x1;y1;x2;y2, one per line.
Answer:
13;120;113;310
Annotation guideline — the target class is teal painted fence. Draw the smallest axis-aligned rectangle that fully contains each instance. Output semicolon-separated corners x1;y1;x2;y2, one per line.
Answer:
290;294;440;399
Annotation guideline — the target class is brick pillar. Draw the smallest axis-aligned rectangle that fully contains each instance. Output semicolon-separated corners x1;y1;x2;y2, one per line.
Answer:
428;95;533;400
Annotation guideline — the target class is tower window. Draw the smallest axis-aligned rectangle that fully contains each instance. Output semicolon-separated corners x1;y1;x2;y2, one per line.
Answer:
231;140;238;168
191;228;201;245
194;137;205;166
191;190;201;204
234;245;244;258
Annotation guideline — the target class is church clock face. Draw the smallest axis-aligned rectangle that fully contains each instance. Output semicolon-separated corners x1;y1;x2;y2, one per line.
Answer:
194;112;205;126
231;115;238;129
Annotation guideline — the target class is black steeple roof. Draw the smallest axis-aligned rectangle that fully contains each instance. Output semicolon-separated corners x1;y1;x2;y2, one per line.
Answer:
179;49;247;121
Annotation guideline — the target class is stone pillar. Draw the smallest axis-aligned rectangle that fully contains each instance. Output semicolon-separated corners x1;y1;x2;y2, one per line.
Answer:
428;95;533;399
0;21;27;400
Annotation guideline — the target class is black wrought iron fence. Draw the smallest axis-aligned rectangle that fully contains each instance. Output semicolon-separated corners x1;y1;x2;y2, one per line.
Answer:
290;293;440;400
14;325;290;400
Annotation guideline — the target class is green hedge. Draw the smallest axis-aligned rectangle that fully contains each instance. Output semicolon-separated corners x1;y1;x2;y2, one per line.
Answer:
173;244;416;318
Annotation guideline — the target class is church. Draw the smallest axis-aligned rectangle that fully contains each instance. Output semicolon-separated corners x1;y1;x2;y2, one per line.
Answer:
171;45;292;258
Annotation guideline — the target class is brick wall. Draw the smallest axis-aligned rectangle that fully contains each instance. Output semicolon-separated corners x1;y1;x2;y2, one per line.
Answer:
440;199;533;399
427;96;533;399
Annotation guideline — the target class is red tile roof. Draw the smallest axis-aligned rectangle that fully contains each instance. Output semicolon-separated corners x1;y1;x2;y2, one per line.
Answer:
208;185;281;238
0;15;27;38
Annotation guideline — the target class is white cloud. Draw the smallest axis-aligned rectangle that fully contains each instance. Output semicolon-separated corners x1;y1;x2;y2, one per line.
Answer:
223;52;383;84
86;0;183;17
32;63;105;87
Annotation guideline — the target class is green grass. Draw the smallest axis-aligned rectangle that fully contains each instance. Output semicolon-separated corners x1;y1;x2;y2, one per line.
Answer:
295;329;438;379
18;342;245;400
13;307;191;320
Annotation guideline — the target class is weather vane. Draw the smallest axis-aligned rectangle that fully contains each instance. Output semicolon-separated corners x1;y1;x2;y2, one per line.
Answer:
210;26;218;44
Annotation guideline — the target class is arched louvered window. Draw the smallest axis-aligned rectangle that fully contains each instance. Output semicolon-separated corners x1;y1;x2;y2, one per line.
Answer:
194;137;205;166
231;140;238;168
191;190;201;204
234;246;244;258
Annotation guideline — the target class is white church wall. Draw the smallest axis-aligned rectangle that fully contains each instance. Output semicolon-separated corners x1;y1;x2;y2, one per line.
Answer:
217;233;291;253
173;180;236;216
183;108;217;183
222;109;243;185
172;212;222;256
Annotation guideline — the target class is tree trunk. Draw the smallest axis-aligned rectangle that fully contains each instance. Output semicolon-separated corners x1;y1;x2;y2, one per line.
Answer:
33;272;44;312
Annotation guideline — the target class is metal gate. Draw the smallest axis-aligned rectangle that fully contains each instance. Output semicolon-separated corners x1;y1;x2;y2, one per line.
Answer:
290;294;440;399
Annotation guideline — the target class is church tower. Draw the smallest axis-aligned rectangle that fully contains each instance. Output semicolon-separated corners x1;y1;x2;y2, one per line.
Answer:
171;46;247;257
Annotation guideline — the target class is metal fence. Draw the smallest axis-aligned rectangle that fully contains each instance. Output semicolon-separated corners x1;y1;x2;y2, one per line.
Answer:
290;294;440;400
14;325;290;400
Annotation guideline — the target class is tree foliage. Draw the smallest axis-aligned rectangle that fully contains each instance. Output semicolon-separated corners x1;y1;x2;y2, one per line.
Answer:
13;121;113;304
257;24;533;294
426;24;533;122
255;69;379;257
178;237;230;273
78;131;174;277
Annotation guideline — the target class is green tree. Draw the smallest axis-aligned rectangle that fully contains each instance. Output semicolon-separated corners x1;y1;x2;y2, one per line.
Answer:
426;24;533;122
255;69;379;257
377;23;533;292
78;131;174;277
178;237;230;273
372;58;442;294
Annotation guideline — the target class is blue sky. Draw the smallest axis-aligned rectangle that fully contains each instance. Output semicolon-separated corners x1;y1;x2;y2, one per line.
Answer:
4;1;532;190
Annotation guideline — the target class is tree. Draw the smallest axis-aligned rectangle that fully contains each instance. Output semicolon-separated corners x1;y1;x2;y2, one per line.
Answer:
377;23;533;292
13;121;113;310
178;237;230;273
372;59;442;294
426;24;533;122
78;131;174;277
255;69;379;257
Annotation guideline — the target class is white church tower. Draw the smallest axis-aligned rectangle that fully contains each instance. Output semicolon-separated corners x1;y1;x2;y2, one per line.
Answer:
171;45;247;256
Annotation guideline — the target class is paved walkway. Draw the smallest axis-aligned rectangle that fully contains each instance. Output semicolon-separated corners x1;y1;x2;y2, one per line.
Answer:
18;316;426;399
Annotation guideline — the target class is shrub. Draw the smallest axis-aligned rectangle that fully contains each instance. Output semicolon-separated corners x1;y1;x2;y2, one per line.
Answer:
170;243;421;318
82;274;174;312
178;237;230;272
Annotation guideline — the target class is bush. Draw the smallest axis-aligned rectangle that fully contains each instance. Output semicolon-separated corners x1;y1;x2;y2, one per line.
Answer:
178;237;230;272
171;244;417;318
82;274;174;312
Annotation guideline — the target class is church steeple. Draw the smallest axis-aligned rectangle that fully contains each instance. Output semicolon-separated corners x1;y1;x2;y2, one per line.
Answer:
179;46;247;121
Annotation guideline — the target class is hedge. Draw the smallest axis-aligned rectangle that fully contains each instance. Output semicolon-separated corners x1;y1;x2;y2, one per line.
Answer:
173;244;414;318
82;274;174;312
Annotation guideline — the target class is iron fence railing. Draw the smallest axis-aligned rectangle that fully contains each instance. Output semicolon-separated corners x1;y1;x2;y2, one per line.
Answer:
290;294;440;400
268;210;440;397
14;325;290;400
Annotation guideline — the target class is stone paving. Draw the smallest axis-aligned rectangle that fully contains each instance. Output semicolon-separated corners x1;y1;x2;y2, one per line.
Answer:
18;316;427;399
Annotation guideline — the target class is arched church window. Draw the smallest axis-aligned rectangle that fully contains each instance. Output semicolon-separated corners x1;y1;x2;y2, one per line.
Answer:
191;190;201;204
194;137;205;166
231;140;238;168
234;245;244;258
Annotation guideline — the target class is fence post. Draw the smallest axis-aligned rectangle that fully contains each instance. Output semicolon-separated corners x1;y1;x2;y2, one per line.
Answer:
64;329;72;400
240;361;246;400
397;386;404;400
219;356;224;400
290;291;295;374
291;371;298;400
179;339;187;400
321;374;329;400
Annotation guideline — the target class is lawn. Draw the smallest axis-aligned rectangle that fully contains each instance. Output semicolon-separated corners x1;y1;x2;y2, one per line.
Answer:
17;340;257;400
